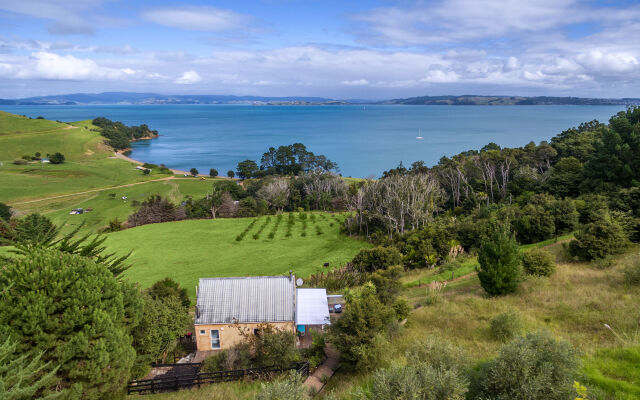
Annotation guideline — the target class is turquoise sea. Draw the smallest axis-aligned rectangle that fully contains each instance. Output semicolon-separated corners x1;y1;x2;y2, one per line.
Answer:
1;104;626;177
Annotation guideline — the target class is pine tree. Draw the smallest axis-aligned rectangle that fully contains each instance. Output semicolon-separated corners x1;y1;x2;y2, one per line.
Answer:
477;226;521;296
0;337;60;400
0;250;142;399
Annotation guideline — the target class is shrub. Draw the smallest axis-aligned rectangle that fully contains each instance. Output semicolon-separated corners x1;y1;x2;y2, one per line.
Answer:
569;212;629;261
352;246;402;272
0;202;11;221
477;227;521;296
255;372;307;400
471;331;579;400
127;195;184;227
49;152;65;164
189;167;199;176
21;153;32;160
147;277;190;308
490;310;524;341
522;248;555;277
201;342;252;372
227;170;235;178
209;168;218;177
352;333;392;372
13;158;27;165
623;258;640;285
142;162;158;169
0;336;59;399
393;298;411;321
406;336;470;371
302;331;326;369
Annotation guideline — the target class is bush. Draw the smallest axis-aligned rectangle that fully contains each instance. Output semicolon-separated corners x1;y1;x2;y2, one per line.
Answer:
13;158;27;165
201;342;252;372
21;153;32;160
0;202;11;221
477;227;521;296
569;212;629;261
190;167;199;176
209;168;218;177
489;310;523;341
255;372;307;400
49;152;65;164
352;246;402;272
406;336;470;371
147;278;190;308
623;258;640;285
471;331;579;400
302;331;326;369
522;248;555;277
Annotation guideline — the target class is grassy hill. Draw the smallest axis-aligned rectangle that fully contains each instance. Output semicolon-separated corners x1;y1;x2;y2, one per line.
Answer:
106;212;368;298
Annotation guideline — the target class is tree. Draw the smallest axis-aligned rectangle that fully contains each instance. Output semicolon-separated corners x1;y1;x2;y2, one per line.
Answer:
569;211;629;261
209;168;218;177
546;157;584;198
0;337;60;400
227;170;235;178
351;246;402;273
190;167;199;177
127;195;184;227
147;278;190;308
0;250;142;398
477;226;521;296
218;192;238;218
472;332;578;400
8;213;57;247
49;152;65;164
0;202;12;221
236;159;259;180
132;295;191;374
257;178;290;211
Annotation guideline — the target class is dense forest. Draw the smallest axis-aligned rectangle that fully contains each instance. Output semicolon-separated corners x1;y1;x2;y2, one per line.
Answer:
92;117;159;150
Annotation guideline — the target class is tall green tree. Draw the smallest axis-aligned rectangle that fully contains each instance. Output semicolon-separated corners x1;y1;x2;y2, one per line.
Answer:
0;250;142;399
477;226;521;296
236;159;259;180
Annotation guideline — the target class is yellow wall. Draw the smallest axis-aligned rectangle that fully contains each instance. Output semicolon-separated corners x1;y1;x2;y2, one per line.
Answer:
195;321;295;352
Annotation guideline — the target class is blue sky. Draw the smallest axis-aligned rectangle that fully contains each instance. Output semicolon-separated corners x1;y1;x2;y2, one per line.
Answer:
0;0;639;99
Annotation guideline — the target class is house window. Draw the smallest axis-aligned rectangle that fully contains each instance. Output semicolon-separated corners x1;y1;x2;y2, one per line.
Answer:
200;330;205;335
210;330;220;349
253;328;260;336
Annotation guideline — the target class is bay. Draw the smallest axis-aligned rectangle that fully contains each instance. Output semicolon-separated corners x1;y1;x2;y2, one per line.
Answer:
1;104;626;177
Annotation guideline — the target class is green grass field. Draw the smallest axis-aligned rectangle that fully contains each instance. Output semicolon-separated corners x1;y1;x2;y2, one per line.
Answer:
106;212;368;298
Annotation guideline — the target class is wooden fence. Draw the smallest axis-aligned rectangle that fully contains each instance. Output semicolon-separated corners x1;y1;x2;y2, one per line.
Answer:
127;361;310;395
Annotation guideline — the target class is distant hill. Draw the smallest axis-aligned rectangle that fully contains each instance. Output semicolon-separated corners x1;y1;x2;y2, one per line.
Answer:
381;95;640;106
1;92;639;106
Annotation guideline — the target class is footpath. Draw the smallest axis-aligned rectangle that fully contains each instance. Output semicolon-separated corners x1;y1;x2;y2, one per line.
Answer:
303;344;340;394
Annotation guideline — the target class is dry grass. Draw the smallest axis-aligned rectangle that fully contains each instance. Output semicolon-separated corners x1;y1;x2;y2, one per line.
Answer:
126;381;261;400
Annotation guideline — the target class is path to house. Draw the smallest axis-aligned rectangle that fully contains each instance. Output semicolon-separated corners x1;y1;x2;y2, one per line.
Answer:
303;344;340;394
10;176;175;206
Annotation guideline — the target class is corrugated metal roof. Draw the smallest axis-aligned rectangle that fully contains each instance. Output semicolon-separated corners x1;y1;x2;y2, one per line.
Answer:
195;276;295;325
296;288;330;325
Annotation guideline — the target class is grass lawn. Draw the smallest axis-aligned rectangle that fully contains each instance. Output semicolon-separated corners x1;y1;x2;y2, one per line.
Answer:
126;381;262;400
107;212;369;298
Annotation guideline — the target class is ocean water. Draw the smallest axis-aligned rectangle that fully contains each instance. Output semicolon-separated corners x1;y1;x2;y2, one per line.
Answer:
1;104;626;177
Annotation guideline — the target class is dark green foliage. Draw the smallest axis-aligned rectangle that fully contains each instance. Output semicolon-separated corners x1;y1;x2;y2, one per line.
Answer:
623;258;640;285
302;331;326;369
0;202;11;221
550;198;579;235
8;213;57;246
127;195;184;227
370;265;403;305
471;332;579;400
569;212;629;261
546;157;584;198
209;168;218;177
397;223;453;268
48;152;65;164
392;298;411;321
477;227;521;296
132;295;191;375
236;159;259;179
522;248;556;277
259;143;338;175
147;278;190;308
92;117;158;150
227;170;235;178
0;337;60;400
489;310;524;341
0;250;142;399
201;342;253;372
329;284;396;370
352;246;402;272
513;202;555;244
190;167;198;176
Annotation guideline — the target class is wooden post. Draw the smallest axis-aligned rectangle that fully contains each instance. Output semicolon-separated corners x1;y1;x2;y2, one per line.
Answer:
151;379;156;394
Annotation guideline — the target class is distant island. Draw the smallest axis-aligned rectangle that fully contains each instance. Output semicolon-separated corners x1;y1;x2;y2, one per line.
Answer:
1;92;639;106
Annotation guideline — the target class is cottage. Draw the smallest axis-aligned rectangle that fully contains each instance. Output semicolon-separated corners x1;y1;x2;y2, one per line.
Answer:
194;275;330;356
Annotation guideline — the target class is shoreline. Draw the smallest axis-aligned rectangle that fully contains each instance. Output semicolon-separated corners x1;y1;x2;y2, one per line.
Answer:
114;150;236;179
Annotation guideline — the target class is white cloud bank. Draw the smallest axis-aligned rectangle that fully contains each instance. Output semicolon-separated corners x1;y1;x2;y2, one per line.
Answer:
142;6;252;32
174;70;202;84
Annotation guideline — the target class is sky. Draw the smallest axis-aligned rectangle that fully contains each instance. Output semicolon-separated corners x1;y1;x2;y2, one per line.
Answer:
0;0;639;99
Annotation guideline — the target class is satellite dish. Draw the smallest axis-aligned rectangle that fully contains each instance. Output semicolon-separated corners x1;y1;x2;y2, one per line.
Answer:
296;278;304;286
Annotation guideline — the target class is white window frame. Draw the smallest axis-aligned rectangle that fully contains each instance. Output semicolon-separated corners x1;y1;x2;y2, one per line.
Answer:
199;329;205;335
210;329;221;350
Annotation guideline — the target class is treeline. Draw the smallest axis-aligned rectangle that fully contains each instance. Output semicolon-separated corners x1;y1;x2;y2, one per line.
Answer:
92;117;158;150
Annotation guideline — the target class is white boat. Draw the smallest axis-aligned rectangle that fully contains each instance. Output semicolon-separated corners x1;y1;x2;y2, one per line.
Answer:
416;128;424;140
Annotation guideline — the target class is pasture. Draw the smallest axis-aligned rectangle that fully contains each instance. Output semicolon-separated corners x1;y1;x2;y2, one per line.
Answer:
107;212;369;298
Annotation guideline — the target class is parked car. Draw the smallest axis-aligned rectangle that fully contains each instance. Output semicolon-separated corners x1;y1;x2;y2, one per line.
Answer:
333;304;342;313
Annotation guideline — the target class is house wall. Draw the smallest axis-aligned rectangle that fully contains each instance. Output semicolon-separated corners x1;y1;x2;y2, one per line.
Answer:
195;321;295;352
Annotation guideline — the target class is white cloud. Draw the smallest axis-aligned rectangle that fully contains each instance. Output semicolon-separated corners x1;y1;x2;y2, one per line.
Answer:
174;70;202;84
341;79;370;86
142;6;252;32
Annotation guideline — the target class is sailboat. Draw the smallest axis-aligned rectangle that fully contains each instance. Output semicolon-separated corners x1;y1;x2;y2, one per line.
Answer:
416;128;424;140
